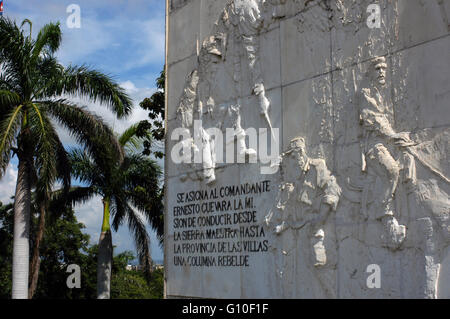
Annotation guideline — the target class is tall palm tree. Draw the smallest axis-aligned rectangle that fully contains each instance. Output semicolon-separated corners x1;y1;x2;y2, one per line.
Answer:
66;124;163;299
0;17;132;299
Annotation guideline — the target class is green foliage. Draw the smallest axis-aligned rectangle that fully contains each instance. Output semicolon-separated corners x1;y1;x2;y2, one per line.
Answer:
111;251;164;299
0;17;167;299
113;251;136;270
0;200;95;299
68;122;165;279
0;16;131;200
111;268;164;299
138;69;165;158
34;208;95;299
0;200;163;299
0;202;13;298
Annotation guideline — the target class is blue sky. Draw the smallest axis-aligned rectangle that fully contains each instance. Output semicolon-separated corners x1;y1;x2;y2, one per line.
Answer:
0;0;166;262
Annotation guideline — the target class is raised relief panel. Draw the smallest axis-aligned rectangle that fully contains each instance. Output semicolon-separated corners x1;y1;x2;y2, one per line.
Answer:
167;55;198;121
330;0;392;70
166;0;450;299
280;1;331;85
170;0;191;12
391;37;450;131
165;165;243;298
168;0;200;64
336;55;450;298
393;0;449;52
265;137;341;298
282;74;334;151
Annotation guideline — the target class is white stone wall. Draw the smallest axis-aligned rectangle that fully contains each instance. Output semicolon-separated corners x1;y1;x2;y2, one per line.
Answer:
165;0;450;298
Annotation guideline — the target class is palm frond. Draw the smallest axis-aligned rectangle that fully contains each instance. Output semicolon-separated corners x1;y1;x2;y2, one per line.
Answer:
118;122;152;154
20;19;32;38
68;148;100;186
41;99;124;162
0;104;23;175
110;192;125;232
119;200;153;278
32;55;64;100
45;121;71;192
50;65;133;118
125;189;164;245
0;90;20;110
28;104;58;198
119;123;141;147
0;69;21;96
120;155;164;245
122;155;162;192
0;17;32;97
48;186;96;221
0;17;26;62
31;22;62;63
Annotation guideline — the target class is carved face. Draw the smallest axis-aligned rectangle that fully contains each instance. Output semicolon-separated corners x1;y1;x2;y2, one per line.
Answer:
373;62;387;86
281;148;308;181
293;147;308;171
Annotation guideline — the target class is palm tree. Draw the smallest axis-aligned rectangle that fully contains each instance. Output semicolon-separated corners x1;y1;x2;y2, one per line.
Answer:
1;191;69;299
66;124;163;299
0;17;132;299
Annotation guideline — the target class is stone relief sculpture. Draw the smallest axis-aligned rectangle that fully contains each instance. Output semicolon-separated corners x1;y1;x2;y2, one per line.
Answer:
174;0;286;184
175;70;217;185
357;56;413;250
265;137;341;297
168;0;450;299
175;32;259;184
197;34;258;163
345;56;450;297
226;0;275;138
268;0;288;18
354;56;449;252
294;0;331;34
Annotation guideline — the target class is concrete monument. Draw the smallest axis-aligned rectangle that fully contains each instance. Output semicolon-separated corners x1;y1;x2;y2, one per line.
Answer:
165;0;450;298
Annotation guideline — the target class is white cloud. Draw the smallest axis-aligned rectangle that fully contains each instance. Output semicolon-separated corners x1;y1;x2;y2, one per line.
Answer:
5;0;166;78
120;18;166;71
86;81;155;134
66;80;163;260
120;80;139;93
3;0;165;261
53;81;155;146
57;7;166;74
74;195;103;232
73;193;164;260
0;163;18;204
57;16;115;65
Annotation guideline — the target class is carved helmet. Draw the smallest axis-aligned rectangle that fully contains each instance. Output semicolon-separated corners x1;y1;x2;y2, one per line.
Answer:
284;137;306;155
371;56;387;69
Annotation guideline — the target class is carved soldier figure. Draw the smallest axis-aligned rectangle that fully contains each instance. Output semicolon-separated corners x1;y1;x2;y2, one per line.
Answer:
265;137;341;297
197;36;257;163
226;0;273;133
176;70;217;184
266;137;341;236
358;56;415;249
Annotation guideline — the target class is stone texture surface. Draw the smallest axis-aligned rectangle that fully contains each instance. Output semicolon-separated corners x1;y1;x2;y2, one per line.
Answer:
165;0;450;298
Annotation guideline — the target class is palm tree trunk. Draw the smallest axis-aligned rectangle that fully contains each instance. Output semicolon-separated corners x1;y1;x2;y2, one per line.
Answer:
28;203;46;299
97;197;113;299
12;158;31;299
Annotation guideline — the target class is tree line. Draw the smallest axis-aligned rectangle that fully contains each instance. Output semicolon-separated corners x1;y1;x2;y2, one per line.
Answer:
0;17;165;299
